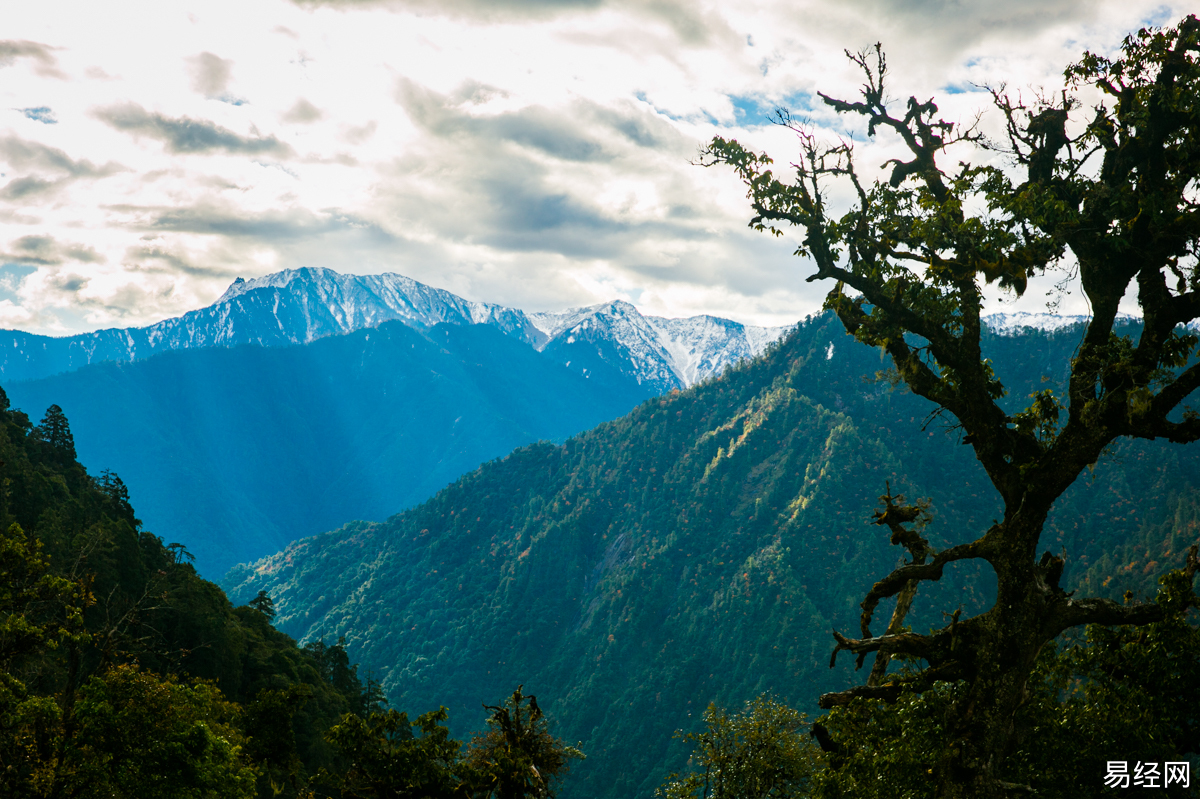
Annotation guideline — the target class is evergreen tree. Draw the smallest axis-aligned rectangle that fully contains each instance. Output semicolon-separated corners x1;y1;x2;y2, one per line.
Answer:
34;403;76;462
249;589;277;620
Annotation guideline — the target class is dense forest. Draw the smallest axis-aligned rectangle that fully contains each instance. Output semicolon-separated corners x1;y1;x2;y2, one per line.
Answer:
225;315;1200;798
0;388;581;798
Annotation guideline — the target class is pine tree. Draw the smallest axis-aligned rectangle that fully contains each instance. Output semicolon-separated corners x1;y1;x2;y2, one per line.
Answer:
35;404;76;462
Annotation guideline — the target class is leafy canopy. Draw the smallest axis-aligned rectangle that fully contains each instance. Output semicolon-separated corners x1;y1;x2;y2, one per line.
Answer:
702;14;1200;797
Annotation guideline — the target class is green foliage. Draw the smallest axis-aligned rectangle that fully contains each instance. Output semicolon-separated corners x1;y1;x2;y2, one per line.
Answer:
227;316;1200;798
799;563;1200;798
463;686;583;799
0;520;86;798
658;696;817;799
63;664;258;799
0;521;84;669
680;596;1199;799
806;682;960;799
806;616;1200;799
32;404;76;465
314;688;582;799
317;707;467;798
0;400;382;798
250;589;277;620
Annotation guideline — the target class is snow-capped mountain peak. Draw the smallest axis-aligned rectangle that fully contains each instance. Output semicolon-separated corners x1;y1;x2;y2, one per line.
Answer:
0;268;793;388
981;311;1142;335
528;297;789;391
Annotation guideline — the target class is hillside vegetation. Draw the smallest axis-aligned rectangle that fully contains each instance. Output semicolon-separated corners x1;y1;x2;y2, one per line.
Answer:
226;314;1200;798
0;390;398;796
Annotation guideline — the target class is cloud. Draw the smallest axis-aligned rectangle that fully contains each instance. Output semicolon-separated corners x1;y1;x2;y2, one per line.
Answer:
189;52;233;95
18;107;56;124
0;136;125;199
0;264;36;302
341;120;378;145
147;204;340;240
187;52;246;104
94;103;294;157
865;0;1086;45
384;81;719;265
0;136;117;177
290;0;600;17
125;203;398;260
0;40;64;78
282;98;324;124
1;234;104;266
286;0;735;45
396;78;621;163
51;272;89;294
0;177;60;201
124;245;217;278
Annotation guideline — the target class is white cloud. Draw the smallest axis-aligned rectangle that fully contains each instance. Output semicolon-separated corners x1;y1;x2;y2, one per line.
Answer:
0;0;1191;334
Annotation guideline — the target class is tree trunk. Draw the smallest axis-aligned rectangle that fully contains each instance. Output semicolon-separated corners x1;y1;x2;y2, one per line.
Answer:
938;513;1054;796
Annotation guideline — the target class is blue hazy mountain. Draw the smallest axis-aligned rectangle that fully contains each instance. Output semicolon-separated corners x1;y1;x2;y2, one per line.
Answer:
0;267;789;393
1;268;794;577
5;320;655;576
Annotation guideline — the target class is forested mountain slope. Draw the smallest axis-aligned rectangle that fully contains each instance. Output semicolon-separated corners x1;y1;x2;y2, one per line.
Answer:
0;391;379;798
6;320;653;576
224;314;1200;799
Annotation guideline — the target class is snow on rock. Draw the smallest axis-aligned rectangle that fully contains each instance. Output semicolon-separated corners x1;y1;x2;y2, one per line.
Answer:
982;311;1142;335
531;300;791;390
0;267;791;387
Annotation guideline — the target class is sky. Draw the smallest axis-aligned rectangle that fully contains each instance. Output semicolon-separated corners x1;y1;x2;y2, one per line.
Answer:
0;0;1190;336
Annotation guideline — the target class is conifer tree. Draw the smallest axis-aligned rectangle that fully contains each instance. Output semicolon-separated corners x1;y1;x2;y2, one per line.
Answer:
34;404;76;462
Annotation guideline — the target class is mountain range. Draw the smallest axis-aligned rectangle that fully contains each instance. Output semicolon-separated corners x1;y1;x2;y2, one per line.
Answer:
221;314;1200;799
0;267;789;395
1;268;791;575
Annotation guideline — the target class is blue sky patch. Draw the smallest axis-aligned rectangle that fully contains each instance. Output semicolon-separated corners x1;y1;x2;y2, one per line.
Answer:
0;264;37;302
19;107;56;124
724;91;814;128
1141;5;1174;28
730;94;771;125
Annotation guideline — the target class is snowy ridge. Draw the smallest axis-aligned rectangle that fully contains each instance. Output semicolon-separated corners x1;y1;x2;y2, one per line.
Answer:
0;268;792;388
213;267;542;344
982;311;1143;335
649;314;787;388
530;300;790;391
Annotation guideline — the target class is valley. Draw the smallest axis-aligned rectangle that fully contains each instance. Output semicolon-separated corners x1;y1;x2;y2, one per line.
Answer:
3;268;786;575
222;313;1200;798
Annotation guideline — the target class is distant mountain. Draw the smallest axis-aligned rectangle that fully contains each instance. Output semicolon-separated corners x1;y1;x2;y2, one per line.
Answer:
531;300;786;395
0;268;789;391
0;269;796;576
0;269;542;382
982;310;1146;335
5;321;652;576
221;316;1200;799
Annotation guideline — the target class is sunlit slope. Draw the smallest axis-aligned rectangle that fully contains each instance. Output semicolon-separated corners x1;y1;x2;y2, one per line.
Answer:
223;315;1200;799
